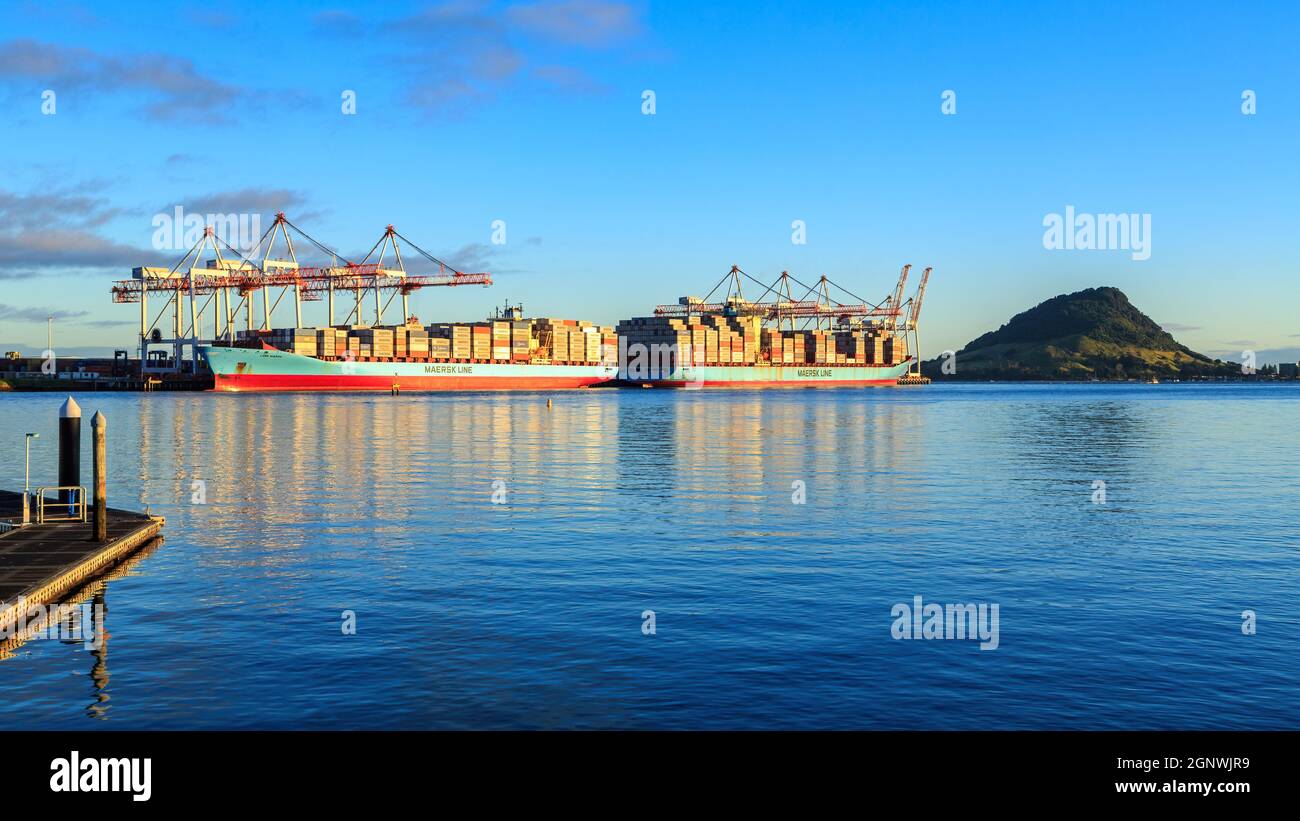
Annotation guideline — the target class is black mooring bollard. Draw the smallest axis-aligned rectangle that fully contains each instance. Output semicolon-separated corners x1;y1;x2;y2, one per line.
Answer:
59;396;81;512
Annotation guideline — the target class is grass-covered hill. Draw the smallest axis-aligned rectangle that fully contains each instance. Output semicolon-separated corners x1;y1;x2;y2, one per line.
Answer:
921;287;1237;380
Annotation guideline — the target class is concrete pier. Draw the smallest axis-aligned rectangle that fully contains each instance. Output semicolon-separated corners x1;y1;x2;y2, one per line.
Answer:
0;490;162;636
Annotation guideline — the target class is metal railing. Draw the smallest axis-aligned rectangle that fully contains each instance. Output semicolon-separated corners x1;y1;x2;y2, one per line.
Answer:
35;486;88;524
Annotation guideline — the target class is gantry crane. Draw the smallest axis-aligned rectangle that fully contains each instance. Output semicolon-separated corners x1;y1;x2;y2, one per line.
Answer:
888;264;911;331
653;265;903;329
652;264;933;371
898;266;932;376
111;213;491;373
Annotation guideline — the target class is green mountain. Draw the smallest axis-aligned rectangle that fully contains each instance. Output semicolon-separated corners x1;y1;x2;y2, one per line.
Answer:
921;287;1235;380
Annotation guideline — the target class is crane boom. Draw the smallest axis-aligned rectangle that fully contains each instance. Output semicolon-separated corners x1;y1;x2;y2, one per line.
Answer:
890;264;911;326
112;218;492;303
653;299;897;319
652;267;902;324
906;266;931;329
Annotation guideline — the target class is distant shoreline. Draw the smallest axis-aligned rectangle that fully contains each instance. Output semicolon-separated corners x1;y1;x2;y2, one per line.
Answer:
4;376;1298;393
925;378;1298;385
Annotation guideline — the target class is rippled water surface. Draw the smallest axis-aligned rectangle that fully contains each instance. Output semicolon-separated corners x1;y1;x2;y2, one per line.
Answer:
0;383;1296;729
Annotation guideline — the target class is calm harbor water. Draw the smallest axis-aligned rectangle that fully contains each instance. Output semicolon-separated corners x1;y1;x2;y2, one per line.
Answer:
0;383;1296;729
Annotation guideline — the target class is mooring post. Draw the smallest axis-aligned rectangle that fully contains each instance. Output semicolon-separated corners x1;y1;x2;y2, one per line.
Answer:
92;410;107;541
22;432;39;525
58;396;81;514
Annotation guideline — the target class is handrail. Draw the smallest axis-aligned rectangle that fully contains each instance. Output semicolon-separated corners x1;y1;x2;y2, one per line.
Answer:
34;486;88;524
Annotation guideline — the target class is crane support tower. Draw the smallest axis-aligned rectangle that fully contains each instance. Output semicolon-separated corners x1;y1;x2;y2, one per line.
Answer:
112;213;491;373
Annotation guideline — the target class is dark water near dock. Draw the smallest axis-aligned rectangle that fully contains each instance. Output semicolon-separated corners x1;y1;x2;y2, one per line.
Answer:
0;383;1297;729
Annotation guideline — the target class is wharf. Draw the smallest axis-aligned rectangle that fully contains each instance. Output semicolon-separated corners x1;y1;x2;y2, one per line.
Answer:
0;375;212;392
0;490;163;633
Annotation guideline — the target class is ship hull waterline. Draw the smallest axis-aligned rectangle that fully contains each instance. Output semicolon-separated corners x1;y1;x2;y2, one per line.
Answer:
623;360;915;388
199;346;619;392
200;346;918;392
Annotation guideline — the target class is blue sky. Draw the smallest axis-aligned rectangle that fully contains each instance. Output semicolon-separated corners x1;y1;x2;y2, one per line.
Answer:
1;0;1297;361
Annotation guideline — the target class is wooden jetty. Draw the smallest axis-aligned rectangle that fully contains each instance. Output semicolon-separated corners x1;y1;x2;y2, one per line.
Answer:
0;534;162;660
0;489;163;636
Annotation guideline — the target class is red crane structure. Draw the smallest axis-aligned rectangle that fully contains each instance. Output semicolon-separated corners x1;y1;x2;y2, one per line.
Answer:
111;213;491;373
653;264;924;331
652;263;933;370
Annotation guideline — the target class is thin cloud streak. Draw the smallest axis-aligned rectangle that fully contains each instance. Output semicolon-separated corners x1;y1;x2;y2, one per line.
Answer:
0;186;163;276
506;0;642;47
0;37;312;122
0;37;243;120
0;303;91;322
385;0;645;114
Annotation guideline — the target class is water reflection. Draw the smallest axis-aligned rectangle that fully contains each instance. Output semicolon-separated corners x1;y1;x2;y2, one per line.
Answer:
1011;400;1153;468
87;588;110;720
4;386;1293;729
995;398;1158;510
656;391;924;531
0;537;162;724
134;390;931;546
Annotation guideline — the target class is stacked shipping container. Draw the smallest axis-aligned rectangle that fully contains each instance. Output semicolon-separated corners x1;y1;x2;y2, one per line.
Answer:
250;315;906;368
614;315;909;366
254;316;616;364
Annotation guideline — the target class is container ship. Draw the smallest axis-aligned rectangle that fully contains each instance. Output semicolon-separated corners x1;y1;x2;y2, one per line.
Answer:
112;216;931;392
614;265;931;388
201;311;619;392
113;216;621;392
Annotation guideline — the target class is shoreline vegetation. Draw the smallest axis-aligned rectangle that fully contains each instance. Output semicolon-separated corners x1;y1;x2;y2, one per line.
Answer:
920;287;1276;382
915;376;1296;384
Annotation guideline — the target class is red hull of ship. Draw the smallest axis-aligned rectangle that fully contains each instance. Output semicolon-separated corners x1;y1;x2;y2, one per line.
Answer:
213;373;612;392
649;378;901;388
